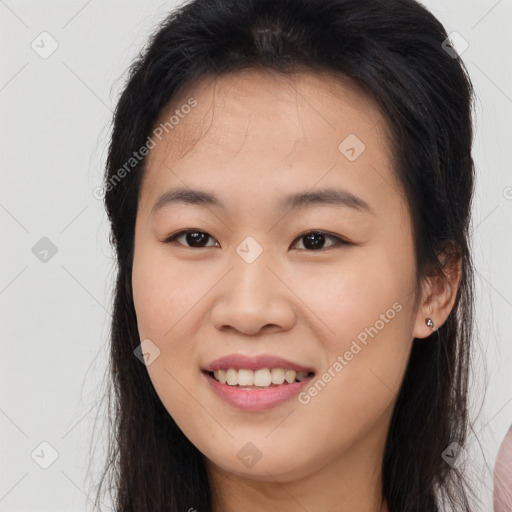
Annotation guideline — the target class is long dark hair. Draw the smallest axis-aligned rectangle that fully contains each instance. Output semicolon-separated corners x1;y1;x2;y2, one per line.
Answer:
91;0;478;510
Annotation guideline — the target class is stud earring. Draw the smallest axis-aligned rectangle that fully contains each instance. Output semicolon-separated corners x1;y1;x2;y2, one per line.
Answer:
425;318;435;330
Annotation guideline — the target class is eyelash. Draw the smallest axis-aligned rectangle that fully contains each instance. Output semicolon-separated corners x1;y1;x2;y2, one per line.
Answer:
162;229;351;251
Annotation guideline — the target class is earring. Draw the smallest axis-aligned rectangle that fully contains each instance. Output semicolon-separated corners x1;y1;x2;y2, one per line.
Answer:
425;318;435;330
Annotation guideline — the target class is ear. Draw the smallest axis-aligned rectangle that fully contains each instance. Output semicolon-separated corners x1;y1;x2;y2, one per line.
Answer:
413;243;462;339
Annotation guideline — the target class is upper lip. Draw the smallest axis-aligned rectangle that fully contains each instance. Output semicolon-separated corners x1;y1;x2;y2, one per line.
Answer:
202;354;315;374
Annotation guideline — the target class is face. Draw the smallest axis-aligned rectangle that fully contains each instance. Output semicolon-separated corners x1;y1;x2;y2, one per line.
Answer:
132;69;424;483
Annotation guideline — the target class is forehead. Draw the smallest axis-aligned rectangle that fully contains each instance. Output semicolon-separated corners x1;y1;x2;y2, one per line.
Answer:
139;68;403;218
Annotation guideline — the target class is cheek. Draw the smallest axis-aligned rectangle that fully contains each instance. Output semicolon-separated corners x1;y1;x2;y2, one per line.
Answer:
131;243;207;340
291;273;412;471
290;253;414;426
293;251;410;351
131;252;200;441
131;242;213;405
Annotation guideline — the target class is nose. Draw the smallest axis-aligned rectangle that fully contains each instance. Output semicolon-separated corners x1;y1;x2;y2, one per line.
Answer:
210;250;296;336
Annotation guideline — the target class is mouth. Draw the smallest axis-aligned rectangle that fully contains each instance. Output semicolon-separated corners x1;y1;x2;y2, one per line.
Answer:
202;367;316;411
204;368;315;389
201;353;317;410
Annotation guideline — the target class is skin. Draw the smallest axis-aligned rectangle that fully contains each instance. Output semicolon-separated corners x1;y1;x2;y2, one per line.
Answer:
131;68;461;512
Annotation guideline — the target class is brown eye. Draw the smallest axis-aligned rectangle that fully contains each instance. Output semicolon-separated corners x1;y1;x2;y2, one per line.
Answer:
164;229;219;248
163;229;349;251
292;231;349;251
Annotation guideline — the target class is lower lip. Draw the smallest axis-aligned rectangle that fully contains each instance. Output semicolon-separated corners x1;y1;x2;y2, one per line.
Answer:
202;371;314;411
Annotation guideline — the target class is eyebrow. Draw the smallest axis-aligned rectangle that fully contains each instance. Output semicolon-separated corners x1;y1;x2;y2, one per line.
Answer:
151;186;375;216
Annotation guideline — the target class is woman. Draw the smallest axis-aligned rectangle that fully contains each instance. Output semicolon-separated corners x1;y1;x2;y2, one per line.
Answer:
94;0;478;510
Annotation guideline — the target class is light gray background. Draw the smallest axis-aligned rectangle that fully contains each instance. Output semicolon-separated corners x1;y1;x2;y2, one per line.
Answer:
0;0;511;510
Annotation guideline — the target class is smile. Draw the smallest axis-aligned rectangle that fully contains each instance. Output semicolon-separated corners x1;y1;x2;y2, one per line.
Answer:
202;369;316;411
210;368;313;387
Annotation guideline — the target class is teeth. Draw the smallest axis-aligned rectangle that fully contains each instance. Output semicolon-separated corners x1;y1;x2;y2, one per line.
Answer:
226;368;237;386
296;371;308;381
217;369;227;384
271;368;285;384
285;369;296;383
238;368;254;386
253;368;272;387
212;368;312;387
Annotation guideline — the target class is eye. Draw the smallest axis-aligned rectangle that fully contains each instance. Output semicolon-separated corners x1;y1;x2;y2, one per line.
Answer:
162;229;350;251
291;230;350;251
163;229;219;248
